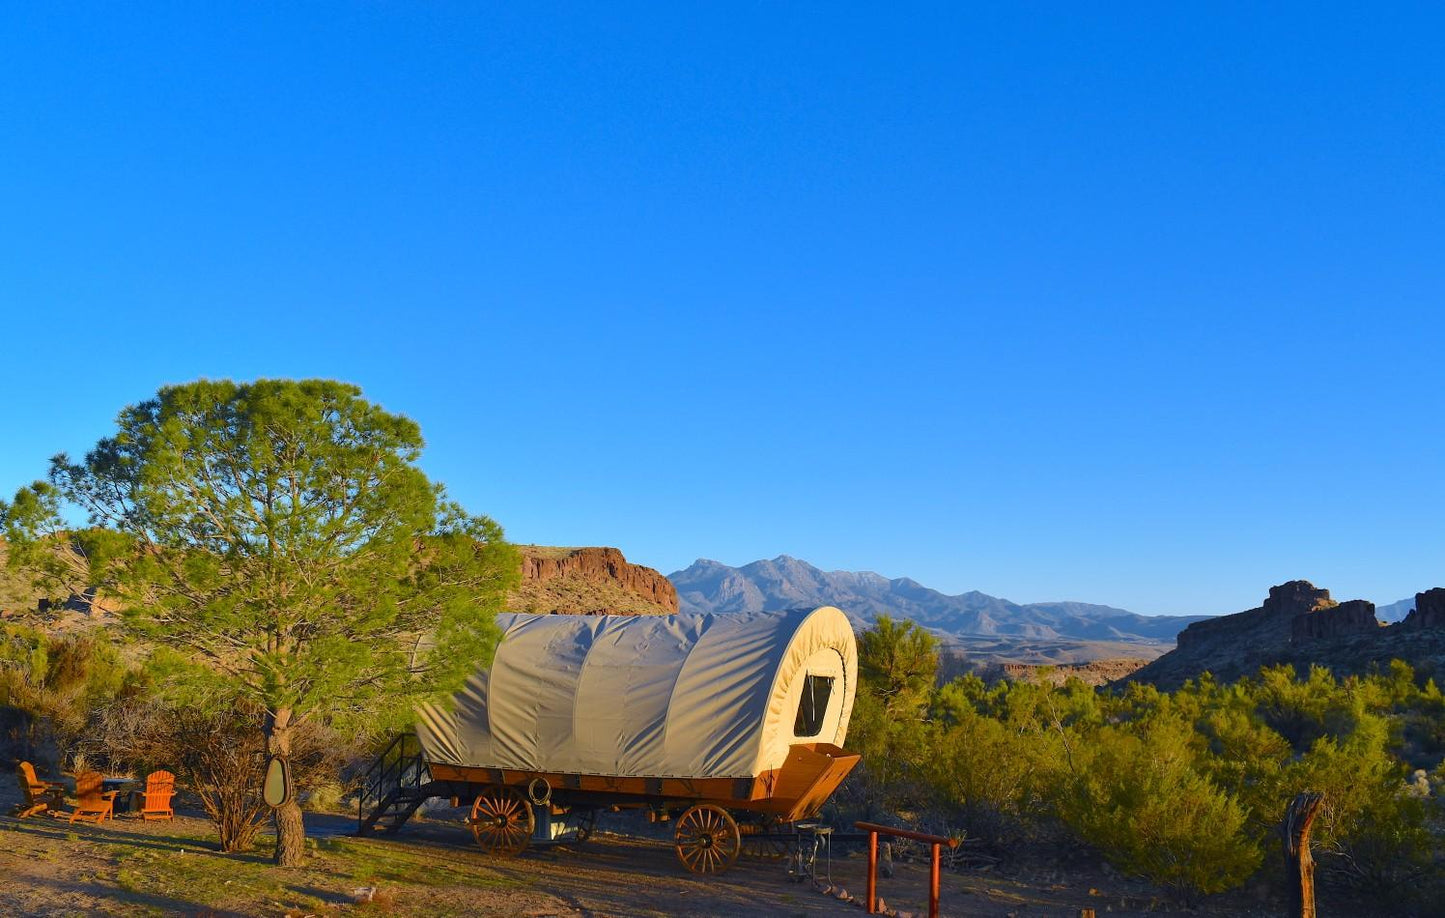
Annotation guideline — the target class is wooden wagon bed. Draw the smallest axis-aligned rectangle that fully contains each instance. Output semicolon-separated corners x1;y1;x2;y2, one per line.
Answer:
429;739;859;822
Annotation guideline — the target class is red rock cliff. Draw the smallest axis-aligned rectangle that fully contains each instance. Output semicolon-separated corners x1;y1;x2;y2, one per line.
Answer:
511;546;678;615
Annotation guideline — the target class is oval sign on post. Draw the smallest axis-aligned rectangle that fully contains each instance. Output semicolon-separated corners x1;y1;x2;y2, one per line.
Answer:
263;755;291;808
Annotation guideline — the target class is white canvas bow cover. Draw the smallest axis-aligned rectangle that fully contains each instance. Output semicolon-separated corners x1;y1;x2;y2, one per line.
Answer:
417;606;857;780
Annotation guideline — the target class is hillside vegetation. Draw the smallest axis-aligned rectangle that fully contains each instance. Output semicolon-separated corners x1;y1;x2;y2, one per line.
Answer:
842;616;1445;910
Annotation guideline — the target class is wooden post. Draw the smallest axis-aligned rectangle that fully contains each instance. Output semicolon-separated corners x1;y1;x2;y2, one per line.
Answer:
866;829;878;913
929;841;941;918
855;822;959;917
1282;792;1324;918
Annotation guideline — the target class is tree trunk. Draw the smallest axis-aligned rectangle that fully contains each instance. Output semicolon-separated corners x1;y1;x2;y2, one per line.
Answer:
264;708;307;867
1282;792;1324;918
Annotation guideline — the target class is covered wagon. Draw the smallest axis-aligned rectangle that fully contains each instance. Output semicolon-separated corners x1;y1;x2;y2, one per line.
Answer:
363;605;860;874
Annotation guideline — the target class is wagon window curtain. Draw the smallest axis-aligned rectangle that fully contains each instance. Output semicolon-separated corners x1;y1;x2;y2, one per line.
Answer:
793;674;834;737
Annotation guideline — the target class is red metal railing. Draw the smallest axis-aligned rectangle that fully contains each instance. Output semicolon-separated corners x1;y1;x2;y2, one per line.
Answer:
854;822;960;918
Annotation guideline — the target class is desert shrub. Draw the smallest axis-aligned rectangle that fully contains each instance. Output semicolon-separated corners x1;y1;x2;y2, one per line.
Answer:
924;686;1053;842
302;779;346;814
1287;711;1435;891
1055;714;1263;900
1253;664;1359;751
1193;696;1293;835
96;694;355;852
837;688;934;816
0;625;134;768
857;616;939;714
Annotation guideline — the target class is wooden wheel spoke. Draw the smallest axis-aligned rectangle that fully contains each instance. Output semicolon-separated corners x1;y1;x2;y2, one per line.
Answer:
674;805;740;876
470;786;533;858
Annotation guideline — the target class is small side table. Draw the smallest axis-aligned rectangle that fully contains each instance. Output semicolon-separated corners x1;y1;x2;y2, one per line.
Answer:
102;778;142;816
790;822;833;885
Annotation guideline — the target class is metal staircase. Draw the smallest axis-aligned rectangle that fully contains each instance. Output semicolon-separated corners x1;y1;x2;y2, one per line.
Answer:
357;733;434;836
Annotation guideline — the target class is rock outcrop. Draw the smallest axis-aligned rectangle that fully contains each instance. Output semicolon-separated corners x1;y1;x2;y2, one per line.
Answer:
1172;580;1331;654
1291;599;1380;641
510;546;677;616
1130;580;1445;689
1403;589;1445;630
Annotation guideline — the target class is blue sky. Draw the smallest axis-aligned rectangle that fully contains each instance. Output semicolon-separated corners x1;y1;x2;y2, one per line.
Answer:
2;3;1441;614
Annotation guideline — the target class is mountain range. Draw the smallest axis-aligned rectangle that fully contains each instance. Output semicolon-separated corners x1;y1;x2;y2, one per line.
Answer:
668;555;1209;650
1376;597;1416;623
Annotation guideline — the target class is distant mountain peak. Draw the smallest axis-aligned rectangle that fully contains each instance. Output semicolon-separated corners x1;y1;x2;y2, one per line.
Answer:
667;556;1208;649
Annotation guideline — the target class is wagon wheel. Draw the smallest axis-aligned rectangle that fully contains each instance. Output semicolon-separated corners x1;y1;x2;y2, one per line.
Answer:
469;785;534;857
674;804;741;875
740;815;790;861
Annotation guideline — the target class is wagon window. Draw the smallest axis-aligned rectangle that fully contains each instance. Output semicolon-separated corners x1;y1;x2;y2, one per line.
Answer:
793;674;834;737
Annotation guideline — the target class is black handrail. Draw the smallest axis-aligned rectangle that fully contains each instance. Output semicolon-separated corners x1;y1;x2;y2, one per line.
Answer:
357;732;429;832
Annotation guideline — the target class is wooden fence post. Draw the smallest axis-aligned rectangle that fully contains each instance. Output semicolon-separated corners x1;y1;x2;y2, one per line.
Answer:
1282;792;1324;918
929;841;942;918
866;828;878;914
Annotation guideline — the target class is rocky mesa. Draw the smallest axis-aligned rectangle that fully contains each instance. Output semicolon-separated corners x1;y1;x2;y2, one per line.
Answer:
1128;580;1445;689
510;546;677;616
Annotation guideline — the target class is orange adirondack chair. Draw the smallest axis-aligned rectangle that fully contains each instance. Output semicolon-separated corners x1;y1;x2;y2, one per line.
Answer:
67;771;118;823
138;770;176;820
13;762;66;818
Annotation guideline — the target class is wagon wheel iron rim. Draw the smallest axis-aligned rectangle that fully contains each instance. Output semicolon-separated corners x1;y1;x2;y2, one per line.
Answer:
674;804;741;875
469;785;534;857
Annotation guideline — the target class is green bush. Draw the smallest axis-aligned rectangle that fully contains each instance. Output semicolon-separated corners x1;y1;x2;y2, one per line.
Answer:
842;620;1445;904
1056;715;1262;900
0;625;135;768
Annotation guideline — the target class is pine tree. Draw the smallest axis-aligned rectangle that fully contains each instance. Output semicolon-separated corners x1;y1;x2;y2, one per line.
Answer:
2;379;519;865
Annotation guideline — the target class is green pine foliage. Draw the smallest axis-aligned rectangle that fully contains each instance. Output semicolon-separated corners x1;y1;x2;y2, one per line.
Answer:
1;378;519;864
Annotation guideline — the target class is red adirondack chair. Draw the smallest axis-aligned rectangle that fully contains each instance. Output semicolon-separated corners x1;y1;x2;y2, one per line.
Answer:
138;770;176;820
13;762;66;818
67;771;118;823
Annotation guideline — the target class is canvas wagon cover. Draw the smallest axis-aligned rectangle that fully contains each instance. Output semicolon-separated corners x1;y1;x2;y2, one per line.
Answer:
416;606;856;780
